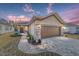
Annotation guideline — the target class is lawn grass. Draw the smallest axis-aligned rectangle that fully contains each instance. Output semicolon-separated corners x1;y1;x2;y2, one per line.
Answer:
0;32;21;48
64;34;79;39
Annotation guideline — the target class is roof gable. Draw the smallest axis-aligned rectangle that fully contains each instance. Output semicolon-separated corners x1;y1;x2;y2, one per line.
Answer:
30;12;64;24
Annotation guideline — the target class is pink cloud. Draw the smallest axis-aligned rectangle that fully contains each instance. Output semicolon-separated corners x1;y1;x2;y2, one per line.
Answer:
7;15;30;23
60;8;79;23
18;15;30;22
8;15;16;22
47;3;54;14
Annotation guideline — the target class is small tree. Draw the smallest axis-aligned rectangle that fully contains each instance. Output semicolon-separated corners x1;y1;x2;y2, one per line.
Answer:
9;20;18;33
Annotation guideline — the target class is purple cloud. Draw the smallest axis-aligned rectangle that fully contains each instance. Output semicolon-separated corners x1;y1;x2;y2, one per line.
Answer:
23;4;34;14
47;3;54;14
60;8;79;23
23;4;40;15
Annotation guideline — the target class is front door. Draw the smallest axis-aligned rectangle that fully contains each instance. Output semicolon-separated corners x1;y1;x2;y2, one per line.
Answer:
20;27;24;33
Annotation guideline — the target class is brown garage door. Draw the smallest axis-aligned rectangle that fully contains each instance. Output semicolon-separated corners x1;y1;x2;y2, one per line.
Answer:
41;26;61;38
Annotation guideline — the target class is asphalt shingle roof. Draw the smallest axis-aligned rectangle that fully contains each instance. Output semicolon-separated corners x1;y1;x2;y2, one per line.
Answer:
0;18;10;25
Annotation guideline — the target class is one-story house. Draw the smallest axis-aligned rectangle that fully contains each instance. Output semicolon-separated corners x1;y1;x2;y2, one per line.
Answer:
17;12;64;39
0;18;14;34
64;23;79;34
16;22;29;33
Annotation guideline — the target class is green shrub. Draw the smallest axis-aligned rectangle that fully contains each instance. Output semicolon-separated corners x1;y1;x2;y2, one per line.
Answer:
28;34;33;40
27;32;32;39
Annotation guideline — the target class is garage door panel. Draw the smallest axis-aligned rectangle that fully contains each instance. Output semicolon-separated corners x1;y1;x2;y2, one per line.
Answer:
41;26;60;38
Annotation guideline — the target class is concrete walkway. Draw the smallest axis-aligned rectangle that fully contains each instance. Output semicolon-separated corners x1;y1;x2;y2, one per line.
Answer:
18;36;79;56
18;34;49;54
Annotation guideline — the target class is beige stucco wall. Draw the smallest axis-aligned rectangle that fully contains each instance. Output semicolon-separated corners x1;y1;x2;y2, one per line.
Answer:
30;21;42;40
40;15;62;26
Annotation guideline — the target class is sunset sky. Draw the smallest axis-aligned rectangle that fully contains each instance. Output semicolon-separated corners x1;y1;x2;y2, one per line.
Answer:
0;3;79;24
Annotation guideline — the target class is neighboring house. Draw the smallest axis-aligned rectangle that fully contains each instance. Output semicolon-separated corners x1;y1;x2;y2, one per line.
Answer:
17;12;64;39
64;23;79;34
0;18;14;34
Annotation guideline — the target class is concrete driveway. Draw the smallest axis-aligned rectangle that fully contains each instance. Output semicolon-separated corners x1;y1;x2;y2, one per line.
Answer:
18;36;79;56
42;37;79;56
